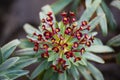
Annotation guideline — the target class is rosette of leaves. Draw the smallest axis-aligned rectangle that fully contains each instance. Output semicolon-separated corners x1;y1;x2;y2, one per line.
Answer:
17;5;114;80
0;39;32;80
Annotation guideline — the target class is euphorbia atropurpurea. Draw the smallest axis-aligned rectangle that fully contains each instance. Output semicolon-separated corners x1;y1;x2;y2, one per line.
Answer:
29;11;93;73
22;5;114;80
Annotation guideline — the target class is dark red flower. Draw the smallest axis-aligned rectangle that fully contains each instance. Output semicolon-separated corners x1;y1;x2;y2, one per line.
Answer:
38;34;42;41
81;21;88;26
74;57;81;62
80;47;85;54
52;47;59;53
73;42;79;48
44;31;52;39
58;58;66;64
43;44;49;49
41;52;49;58
47;12;52;16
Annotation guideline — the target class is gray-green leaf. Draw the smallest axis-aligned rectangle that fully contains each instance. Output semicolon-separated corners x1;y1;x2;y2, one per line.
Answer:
51;0;72;14
30;60;47;79
107;34;120;47
1;39;20;60
23;24;41;35
86;45;114;53
0;57;19;72
79;0;102;24
97;6;107;36
87;62;104;80
58;71;67;80
111;0;120;10
69;66;80;80
101;1;116;30
6;70;29;80
78;65;93;80
83;52;105;63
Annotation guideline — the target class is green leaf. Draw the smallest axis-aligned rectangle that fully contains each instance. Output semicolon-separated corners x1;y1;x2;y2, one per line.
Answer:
93;38;103;45
58;71;67;80
79;0;102;23
111;0;120;10
50;72;58;80
30;60;47;79
101;1;116;30
69;66;80;80
59;21;66;36
86;45;114;53
48;52;58;61
23;24;41;35
0;49;3;64
78;65;93;80
88;32;98;37
43;69;53;80
0;75;9;80
6;70;29;80
19;39;34;48
88;15;104;32
71;0;81;13
116;52;120;64
85;0;92;8
83;52;105;63
0;57;19;72
107;34;120;47
79;58;87;66
51;0;72;14
11;58;37;69
97;6;108;36
87;62;104;80
1;39;20;60
15;48;36;56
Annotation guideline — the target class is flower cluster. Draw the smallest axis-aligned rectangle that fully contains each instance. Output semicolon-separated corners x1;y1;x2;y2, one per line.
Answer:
29;11;94;73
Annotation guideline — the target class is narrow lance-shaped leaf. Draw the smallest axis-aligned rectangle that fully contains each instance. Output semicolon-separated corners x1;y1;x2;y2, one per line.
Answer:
82;52;105;63
101;1;116;30
19;39;34;48
107;34;120;47
85;0;92;8
79;0;102;24
51;0;72;14
69;66;80;80
30;60;47;79
58;71;67;80
0;57;19;72
0;48;3;64
0;75;10;80
43;69;53;80
116;52;120;64
1;39;20;60
88;15;103;32
86;45;114;53
71;0;81;13
23;24;41;35
87;62;104;80
78;65;93;80
97;6;108;36
6;70;29;80
15;48;36;56
93;38;103;45
111;0;120;10
10;58;37;69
